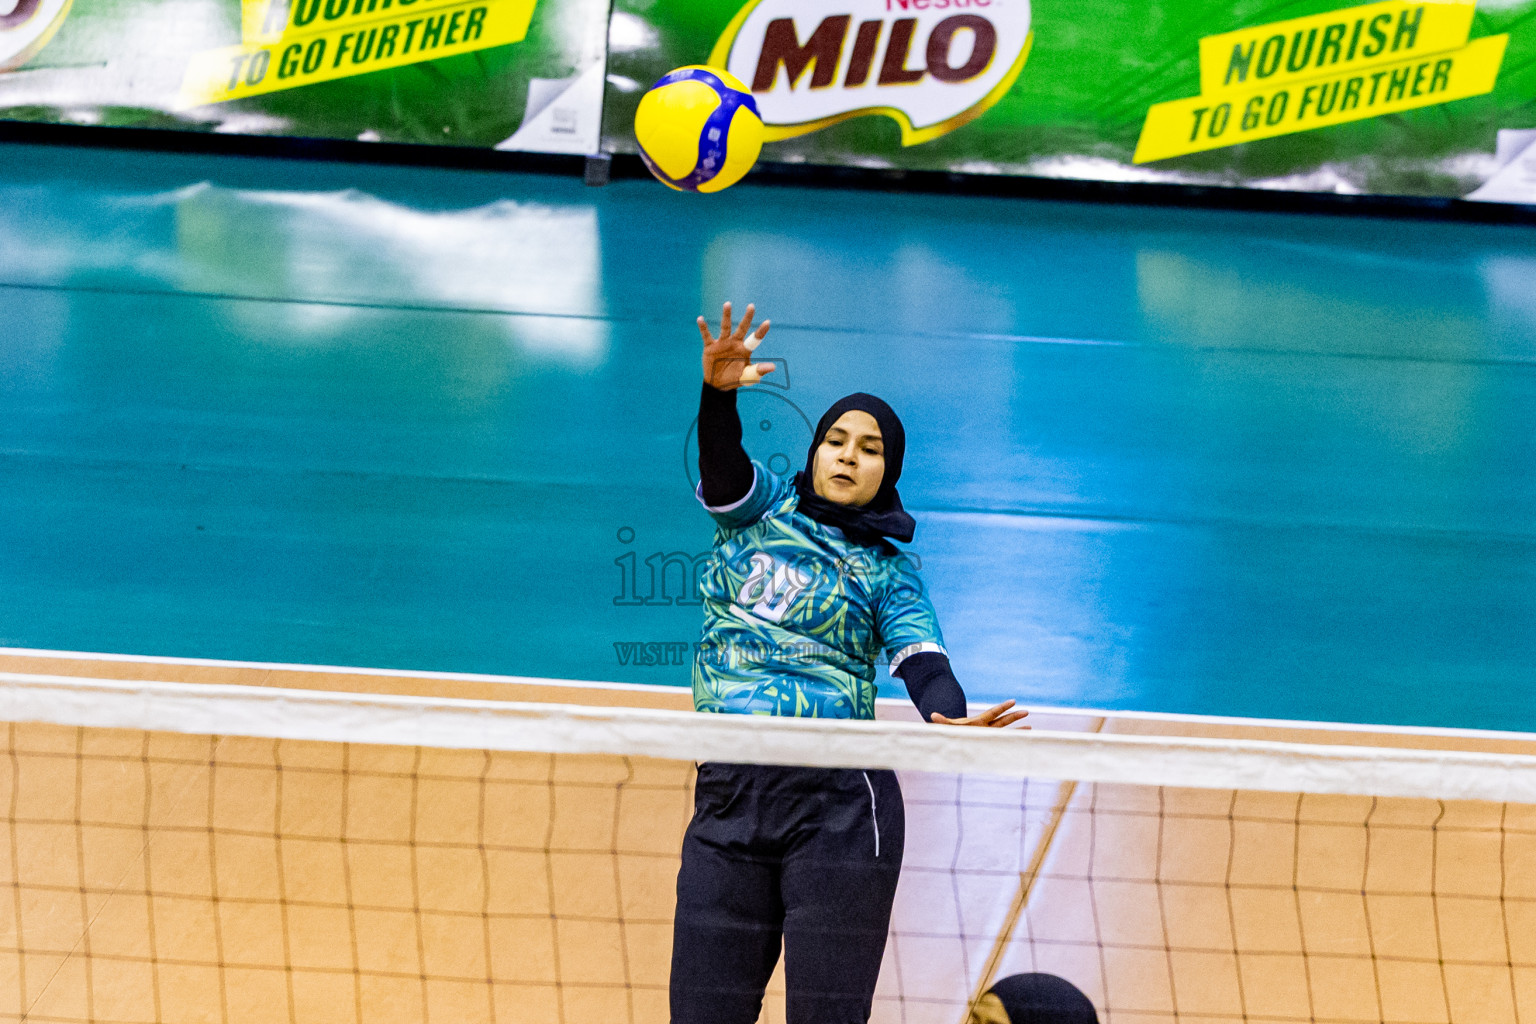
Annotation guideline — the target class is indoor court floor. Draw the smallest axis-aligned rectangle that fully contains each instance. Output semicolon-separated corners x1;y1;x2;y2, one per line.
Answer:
2;139;1535;730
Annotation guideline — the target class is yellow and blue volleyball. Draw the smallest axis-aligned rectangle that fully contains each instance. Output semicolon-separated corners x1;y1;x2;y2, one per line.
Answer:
634;66;764;194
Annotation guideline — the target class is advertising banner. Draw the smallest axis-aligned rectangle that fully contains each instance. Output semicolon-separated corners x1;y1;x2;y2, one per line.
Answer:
602;0;1536;203
0;0;610;153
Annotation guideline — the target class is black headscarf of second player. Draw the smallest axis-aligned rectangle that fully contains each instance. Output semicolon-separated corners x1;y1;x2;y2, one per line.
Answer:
976;973;1098;1024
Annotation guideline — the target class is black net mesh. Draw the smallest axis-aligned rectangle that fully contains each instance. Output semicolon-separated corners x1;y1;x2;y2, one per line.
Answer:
1;719;1532;1024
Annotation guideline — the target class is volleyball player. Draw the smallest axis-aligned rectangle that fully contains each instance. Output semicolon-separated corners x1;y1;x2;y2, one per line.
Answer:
671;302;1027;1024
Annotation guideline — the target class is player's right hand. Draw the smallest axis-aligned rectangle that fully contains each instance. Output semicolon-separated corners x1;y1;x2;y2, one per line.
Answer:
700;301;774;390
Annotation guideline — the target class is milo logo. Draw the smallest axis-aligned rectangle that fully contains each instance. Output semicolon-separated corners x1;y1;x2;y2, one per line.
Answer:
0;0;71;71
709;0;1032;144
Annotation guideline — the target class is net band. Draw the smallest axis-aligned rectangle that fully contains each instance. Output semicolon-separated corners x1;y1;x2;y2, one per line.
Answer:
5;670;1535;803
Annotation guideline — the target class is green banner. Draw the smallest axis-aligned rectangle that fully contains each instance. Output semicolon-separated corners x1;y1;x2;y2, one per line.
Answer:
0;0;610;152
601;0;1536;203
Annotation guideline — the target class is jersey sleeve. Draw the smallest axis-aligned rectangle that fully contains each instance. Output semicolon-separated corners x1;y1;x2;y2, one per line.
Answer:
875;564;948;677
694;458;795;530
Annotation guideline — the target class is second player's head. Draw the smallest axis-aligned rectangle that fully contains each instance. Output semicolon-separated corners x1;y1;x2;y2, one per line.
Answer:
970;973;1098;1024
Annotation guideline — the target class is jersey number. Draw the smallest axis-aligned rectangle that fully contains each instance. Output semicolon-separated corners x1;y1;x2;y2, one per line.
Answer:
736;553;810;623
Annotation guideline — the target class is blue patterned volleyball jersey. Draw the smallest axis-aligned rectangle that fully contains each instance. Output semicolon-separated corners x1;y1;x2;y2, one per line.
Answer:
692;460;947;720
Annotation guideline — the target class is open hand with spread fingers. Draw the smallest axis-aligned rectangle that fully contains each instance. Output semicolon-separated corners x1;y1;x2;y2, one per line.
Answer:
931;699;1030;729
700;301;774;390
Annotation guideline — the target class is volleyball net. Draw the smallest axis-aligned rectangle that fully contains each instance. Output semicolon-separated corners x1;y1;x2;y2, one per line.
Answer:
1;670;1534;1024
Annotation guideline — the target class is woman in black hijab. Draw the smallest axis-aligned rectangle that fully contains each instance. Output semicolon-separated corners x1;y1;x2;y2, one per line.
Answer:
673;302;1027;1024
791;391;917;548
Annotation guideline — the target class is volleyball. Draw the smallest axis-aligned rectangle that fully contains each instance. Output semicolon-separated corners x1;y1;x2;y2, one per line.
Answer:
634;65;764;194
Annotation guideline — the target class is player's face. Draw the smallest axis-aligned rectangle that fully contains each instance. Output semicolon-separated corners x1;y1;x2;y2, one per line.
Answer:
813;411;884;507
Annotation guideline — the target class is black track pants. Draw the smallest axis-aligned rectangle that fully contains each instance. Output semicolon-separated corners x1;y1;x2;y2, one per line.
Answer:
670;762;905;1024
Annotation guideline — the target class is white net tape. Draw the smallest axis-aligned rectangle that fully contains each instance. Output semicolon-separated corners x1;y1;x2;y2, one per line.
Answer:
5;670;1536;803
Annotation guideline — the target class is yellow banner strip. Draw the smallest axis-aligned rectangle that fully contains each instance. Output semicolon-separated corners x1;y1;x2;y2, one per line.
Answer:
180;0;535;107
1198;0;1476;96
1135;33;1506;163
241;0;473;46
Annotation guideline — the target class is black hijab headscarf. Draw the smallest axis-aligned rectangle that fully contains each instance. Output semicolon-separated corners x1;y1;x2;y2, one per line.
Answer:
987;973;1099;1024
792;392;916;547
